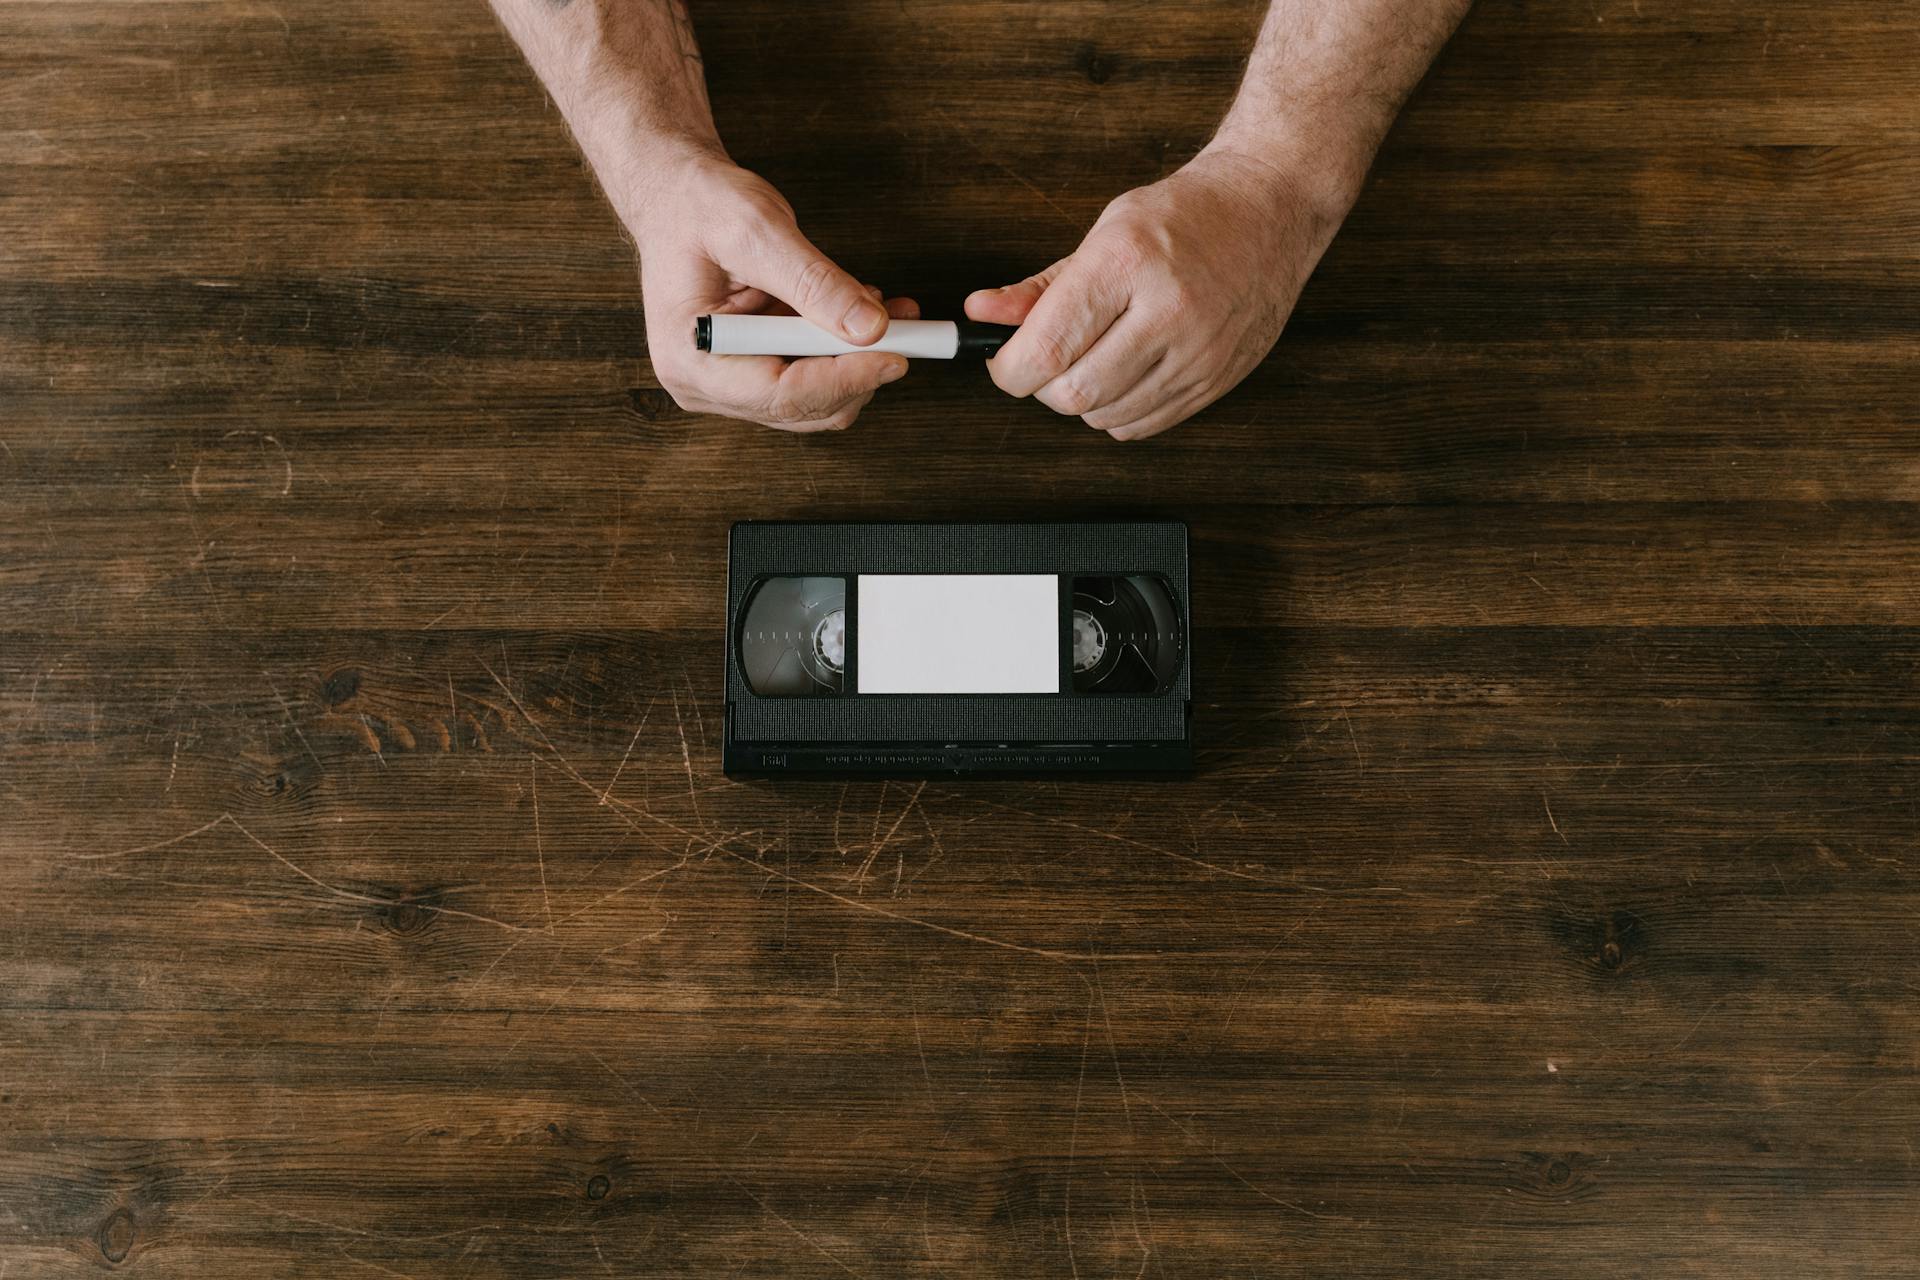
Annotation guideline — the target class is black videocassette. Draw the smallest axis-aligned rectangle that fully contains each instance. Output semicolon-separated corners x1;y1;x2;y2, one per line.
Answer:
724;522;1192;776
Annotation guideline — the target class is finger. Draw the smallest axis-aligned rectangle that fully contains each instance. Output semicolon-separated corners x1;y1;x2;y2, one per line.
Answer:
1032;311;1163;418
779;387;878;434
759;351;908;426
673;346;899;424
1080;353;1179;431
985;255;1133;399
963;257;1070;327
737;224;890;345
862;287;918;321
1102;384;1219;442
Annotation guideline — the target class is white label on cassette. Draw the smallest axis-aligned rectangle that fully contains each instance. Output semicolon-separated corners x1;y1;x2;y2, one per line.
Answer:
856;574;1059;694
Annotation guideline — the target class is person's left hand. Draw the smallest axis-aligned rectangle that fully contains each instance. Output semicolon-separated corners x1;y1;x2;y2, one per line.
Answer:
964;146;1341;441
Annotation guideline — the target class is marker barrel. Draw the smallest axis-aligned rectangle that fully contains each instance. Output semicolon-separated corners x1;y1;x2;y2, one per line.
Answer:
695;315;1012;359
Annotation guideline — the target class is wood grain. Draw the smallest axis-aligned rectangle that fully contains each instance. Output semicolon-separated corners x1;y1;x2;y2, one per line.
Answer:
3;1;1918;1275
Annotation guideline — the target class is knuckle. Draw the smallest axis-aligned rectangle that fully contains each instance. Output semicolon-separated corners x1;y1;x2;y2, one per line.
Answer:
1051;377;1098;417
721;208;769;255
760;392;804;426
791;257;841;311
1100;230;1152;278
1025;330;1074;380
654;369;703;415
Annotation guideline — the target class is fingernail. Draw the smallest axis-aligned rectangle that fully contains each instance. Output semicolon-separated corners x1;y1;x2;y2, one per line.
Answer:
880;358;908;383
844;300;887;339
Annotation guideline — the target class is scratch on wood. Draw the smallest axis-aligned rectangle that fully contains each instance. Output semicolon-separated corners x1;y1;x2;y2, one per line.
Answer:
600;696;656;805
477;662;1148;964
1064;997;1092;1280
1093;962;1134;1129
420;599;469;630
530;756;553;929
82;813;538;933
232;1194;500;1245
337;1247;423;1280
909;958;936;1105
936;791;1294;886
263;670;324;771
1212;1155;1336;1221
853;780;927;890
1663;998;1727;1055
1543;792;1569;845
358;713;387;766
925;105;1079;229
683;668;707;747
584;1047;666;1116
736;1183;867;1278
720;848;1159;962
671;686;700;820
1341;705;1365;770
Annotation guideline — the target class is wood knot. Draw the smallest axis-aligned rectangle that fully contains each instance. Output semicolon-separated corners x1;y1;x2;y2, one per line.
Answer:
255;756;320;802
1519;1153;1592;1203
1549;910;1648;981
586;1174;611;1201
1595;910;1645;974
98;1207;136;1264
382;890;444;937
322;668;361;708
625;387;678;422
1072;41;1118;84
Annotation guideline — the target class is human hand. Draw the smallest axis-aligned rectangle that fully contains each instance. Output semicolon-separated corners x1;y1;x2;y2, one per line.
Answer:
964;146;1341;441
627;151;917;431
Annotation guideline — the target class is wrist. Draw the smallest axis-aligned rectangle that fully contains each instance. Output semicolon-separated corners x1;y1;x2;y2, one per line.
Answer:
601;131;730;239
1201;116;1372;237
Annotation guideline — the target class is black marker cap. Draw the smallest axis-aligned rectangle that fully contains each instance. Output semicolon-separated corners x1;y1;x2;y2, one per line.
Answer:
955;321;1017;358
694;315;713;352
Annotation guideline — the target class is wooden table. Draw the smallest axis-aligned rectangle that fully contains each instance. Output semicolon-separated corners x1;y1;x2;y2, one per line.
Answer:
4;2;1917;1275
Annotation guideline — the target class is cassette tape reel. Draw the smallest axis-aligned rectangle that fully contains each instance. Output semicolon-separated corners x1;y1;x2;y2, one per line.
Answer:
1071;575;1184;694
738;575;847;696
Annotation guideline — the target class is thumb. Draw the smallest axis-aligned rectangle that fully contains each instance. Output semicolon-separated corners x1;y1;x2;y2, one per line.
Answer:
965;257;1071;326
741;223;889;345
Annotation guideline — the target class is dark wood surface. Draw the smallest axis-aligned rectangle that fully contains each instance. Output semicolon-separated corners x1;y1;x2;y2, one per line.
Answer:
4;2;1919;1275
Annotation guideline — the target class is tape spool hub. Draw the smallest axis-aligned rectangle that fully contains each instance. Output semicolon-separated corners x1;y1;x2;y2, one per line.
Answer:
739;576;847;695
1071;575;1182;694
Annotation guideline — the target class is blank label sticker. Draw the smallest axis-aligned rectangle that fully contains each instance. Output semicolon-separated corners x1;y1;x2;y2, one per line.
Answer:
856;574;1059;694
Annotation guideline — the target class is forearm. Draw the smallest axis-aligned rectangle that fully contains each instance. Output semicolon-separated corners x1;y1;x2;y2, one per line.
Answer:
1210;0;1472;223
488;0;723;230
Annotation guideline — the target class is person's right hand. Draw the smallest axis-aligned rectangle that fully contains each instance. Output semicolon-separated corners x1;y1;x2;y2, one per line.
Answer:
628;150;916;432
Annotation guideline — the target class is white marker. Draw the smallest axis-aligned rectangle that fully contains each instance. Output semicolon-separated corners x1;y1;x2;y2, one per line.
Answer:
695;314;1014;360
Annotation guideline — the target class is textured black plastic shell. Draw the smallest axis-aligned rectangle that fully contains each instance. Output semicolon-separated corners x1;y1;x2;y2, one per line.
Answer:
724;522;1191;775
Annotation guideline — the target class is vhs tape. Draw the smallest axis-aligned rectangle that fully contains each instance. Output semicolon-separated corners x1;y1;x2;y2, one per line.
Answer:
724;522;1192;776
